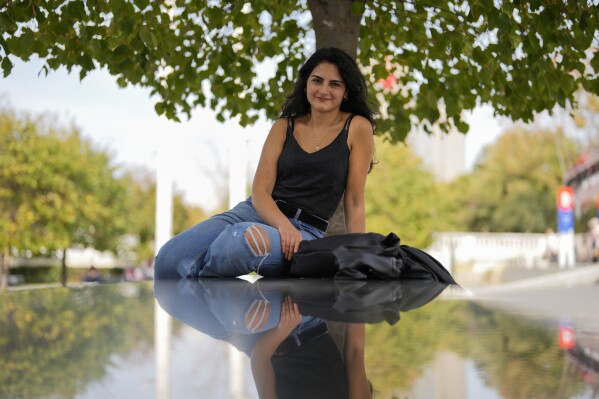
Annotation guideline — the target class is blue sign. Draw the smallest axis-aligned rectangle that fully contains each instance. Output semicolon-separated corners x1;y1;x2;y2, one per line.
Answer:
557;209;574;232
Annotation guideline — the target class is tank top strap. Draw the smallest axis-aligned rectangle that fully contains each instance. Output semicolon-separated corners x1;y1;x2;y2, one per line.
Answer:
286;117;295;139
341;114;356;139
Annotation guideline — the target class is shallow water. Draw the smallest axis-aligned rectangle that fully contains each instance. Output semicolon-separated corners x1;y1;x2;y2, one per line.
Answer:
1;279;598;398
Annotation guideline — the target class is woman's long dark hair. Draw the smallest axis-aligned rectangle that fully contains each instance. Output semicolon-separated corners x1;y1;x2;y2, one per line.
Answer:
280;47;376;128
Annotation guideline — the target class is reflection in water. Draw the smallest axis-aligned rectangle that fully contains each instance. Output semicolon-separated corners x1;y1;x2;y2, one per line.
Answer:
154;278;449;398
365;299;599;399
1;281;597;398
0;283;155;398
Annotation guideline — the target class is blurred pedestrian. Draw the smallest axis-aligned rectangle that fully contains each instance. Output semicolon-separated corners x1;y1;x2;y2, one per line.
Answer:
83;266;100;283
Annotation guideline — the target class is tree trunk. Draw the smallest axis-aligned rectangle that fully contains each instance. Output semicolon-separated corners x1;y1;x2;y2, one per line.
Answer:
307;0;363;58
61;248;67;287
0;247;8;292
308;0;363;236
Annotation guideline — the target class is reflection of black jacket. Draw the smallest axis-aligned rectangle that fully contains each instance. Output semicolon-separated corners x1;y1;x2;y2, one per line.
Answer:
289;232;456;284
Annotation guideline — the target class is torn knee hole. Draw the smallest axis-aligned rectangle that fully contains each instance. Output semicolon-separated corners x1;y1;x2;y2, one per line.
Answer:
245;225;270;256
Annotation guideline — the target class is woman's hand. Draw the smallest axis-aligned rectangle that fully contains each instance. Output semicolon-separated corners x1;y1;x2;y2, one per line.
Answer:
277;222;302;260
277;296;301;336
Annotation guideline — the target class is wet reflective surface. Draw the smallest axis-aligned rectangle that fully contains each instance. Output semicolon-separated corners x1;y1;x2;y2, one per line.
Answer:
1;278;598;398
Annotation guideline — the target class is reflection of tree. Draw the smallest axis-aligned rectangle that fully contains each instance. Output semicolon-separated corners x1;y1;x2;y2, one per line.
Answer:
0;283;155;398
365;301;585;399
465;304;584;399
365;300;467;396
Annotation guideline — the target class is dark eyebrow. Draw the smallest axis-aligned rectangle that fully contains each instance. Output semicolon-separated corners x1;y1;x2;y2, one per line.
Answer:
311;74;344;84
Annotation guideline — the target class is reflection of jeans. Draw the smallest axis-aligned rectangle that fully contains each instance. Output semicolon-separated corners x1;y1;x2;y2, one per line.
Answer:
154;198;325;279
154;278;326;356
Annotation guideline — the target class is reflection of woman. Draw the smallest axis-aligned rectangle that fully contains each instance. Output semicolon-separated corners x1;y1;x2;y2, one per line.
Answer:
154;47;375;279
154;278;374;398
252;296;372;399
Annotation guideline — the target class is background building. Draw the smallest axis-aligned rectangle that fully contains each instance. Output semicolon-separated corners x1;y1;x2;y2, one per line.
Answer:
408;125;466;182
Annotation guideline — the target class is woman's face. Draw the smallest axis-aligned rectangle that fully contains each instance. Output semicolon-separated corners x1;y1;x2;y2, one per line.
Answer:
305;62;346;114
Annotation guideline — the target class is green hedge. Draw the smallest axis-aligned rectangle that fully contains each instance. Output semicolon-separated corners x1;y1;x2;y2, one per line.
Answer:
9;266;125;284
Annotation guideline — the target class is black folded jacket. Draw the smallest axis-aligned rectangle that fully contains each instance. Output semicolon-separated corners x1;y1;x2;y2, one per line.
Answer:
289;232;457;284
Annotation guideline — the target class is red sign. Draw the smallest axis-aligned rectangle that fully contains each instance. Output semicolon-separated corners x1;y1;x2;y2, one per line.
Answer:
557;186;574;211
559;326;575;349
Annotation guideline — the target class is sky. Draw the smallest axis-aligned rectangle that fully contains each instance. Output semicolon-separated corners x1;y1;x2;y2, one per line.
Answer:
1;57;505;211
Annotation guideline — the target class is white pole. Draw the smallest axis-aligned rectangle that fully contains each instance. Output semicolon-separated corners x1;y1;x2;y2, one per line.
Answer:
154;129;173;399
229;129;249;398
229;129;248;208
558;232;575;269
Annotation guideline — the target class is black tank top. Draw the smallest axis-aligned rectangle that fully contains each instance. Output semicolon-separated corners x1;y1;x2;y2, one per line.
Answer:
271;114;354;220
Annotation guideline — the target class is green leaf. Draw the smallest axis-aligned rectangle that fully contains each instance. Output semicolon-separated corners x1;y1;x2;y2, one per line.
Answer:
1;57;13;77
154;101;165;115
65;1;87;20
77;54;95;71
351;1;366;16
0;12;18;33
116;76;128;88
139;27;158;49
456;118;469;133
118;18;135;35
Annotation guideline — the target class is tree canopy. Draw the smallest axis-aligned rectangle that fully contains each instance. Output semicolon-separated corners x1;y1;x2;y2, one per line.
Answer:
0;109;129;253
447;126;579;232
0;107;210;289
1;1;597;141
0;108;131;288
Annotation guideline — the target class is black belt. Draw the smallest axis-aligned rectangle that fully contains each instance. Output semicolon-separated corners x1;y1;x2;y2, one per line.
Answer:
275;321;329;355
275;200;328;231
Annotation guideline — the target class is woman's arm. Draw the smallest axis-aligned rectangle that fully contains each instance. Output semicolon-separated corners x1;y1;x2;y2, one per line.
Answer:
344;323;373;399
251;296;302;399
252;119;303;260
344;116;375;233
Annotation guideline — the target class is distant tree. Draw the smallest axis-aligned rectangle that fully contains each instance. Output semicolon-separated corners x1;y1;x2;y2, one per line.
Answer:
120;167;210;263
0;108;129;290
365;138;455;248
570;91;599;152
449;127;579;233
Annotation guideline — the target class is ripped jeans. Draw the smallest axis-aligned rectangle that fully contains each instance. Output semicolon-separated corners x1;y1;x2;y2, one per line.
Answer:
154;197;326;279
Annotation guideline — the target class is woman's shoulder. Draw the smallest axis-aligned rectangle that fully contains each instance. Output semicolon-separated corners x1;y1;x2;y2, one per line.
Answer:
347;114;374;136
270;117;291;133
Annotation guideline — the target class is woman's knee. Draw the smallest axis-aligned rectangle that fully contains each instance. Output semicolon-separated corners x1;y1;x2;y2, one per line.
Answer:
211;223;274;259
244;224;271;256
202;223;281;276
154;233;202;279
153;239;181;279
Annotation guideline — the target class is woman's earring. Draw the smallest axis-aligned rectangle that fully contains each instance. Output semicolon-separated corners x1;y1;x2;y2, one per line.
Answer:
343;94;348;101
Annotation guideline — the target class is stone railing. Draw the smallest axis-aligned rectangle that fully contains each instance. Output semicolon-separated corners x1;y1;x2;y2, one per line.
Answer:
427;232;556;275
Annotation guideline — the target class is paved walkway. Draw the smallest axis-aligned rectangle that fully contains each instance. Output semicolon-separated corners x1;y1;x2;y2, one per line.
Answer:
466;263;599;295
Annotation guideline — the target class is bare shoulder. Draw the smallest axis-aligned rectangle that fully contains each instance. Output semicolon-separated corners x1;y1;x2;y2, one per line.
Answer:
265;117;289;144
348;115;374;147
270;117;288;135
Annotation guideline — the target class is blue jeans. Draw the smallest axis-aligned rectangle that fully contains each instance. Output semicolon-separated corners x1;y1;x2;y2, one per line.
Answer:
154;197;326;279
